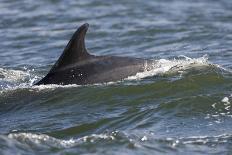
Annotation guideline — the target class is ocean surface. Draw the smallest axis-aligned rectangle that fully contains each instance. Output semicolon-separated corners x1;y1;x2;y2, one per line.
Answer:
0;0;232;154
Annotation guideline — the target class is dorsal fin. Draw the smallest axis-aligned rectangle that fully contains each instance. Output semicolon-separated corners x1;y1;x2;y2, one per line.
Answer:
50;23;91;72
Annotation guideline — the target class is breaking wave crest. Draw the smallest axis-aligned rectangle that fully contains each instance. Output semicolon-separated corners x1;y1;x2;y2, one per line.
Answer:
0;68;30;82
0;55;230;93
1;131;232;154
127;55;210;80
0;132;120;155
7;132;116;148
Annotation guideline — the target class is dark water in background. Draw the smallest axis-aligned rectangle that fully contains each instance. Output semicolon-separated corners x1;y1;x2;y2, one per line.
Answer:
0;0;232;154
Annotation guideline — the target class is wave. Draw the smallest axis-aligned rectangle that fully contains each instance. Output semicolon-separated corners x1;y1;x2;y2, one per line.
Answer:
127;55;210;80
1;131;231;154
5;132;117;149
1;55;228;92
0;132;118;155
0;67;39;90
0;68;30;82
6;131;232;148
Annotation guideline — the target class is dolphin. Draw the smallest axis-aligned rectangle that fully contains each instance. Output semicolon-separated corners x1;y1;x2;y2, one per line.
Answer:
35;23;153;85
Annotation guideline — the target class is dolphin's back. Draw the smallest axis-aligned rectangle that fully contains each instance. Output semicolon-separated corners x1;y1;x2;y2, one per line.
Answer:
35;23;146;85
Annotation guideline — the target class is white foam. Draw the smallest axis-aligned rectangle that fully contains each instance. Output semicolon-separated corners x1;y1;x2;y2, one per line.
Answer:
0;68;30;82
141;136;148;141
126;55;209;80
180;134;231;144
160;133;232;147
0;84;81;94
32;84;81;91
8;133;76;148
221;97;230;104
8;132;116;148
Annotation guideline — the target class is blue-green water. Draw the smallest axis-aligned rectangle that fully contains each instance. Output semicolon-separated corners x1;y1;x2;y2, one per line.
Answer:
0;0;232;154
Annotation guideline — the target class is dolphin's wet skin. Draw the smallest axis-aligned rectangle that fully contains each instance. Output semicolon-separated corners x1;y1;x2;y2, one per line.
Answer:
0;0;232;155
36;23;153;85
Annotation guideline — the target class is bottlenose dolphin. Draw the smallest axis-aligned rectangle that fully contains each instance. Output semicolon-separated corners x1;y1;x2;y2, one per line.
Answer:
35;23;153;85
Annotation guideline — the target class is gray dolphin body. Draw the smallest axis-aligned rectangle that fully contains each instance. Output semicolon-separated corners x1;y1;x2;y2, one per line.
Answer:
35;23;152;85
